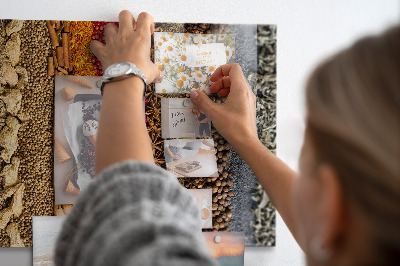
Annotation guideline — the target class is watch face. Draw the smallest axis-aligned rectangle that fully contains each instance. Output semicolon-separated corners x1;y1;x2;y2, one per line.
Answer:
106;62;131;77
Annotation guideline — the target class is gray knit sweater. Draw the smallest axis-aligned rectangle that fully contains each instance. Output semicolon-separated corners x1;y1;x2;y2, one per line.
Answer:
54;160;217;266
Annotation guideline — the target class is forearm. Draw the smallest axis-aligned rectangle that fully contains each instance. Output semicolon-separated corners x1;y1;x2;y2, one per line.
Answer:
165;146;174;157
233;137;298;240
95;77;153;175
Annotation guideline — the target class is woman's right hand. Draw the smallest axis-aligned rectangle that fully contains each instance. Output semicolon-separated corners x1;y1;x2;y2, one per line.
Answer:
189;63;258;148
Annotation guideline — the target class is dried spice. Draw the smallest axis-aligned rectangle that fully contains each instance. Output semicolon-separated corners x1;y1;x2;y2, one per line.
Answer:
0;20;55;247
45;21;72;76
4;33;21;66
250;183;275;246
70;21;96;76
248;25;277;246
248;25;276;152
91;21;119;76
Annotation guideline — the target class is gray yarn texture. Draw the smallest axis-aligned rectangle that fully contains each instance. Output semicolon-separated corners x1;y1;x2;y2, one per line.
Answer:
54;160;217;266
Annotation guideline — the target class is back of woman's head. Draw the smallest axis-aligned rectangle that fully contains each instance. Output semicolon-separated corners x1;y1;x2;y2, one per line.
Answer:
305;25;400;264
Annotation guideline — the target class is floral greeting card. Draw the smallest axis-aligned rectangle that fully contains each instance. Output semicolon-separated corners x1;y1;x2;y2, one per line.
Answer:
154;32;235;94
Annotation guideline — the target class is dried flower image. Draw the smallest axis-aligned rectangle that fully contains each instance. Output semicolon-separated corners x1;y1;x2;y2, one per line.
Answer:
154;32;235;94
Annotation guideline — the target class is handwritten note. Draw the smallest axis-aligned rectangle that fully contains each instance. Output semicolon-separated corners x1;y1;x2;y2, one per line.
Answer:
161;98;211;139
171;111;186;128
184;43;227;67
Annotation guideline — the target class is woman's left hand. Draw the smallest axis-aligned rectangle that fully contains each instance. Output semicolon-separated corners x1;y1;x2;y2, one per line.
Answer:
90;10;163;83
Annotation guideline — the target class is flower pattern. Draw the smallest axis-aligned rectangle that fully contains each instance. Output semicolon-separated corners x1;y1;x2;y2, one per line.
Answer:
154;32;235;94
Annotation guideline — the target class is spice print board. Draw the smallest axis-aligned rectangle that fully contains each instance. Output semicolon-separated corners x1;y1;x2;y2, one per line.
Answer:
0;20;276;248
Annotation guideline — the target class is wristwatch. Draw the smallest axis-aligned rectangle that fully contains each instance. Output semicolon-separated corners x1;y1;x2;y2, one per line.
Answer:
98;62;148;97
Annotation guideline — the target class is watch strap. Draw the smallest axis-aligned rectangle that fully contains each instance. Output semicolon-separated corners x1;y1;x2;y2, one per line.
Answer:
100;62;148;97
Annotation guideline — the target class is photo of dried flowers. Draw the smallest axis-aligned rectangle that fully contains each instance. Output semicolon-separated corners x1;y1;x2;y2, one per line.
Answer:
204;232;245;266
164;138;218;177
154;32;235;94
161;97;211;139
33;216;66;266
54;76;102;205
189;189;212;228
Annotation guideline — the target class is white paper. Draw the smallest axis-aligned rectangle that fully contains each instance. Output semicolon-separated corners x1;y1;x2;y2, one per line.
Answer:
184;43;227;67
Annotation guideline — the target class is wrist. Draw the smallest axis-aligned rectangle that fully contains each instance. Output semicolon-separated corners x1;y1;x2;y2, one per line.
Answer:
230;132;262;152
102;76;145;98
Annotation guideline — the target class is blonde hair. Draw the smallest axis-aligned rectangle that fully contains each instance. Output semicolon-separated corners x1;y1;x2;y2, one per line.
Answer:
305;25;400;264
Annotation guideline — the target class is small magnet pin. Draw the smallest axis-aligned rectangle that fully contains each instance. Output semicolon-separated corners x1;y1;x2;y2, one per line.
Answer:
96;80;102;88
183;98;192;107
214;235;222;244
193;35;201;44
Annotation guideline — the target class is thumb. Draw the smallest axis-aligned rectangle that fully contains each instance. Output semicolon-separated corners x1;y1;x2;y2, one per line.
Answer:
190;89;216;118
149;63;164;83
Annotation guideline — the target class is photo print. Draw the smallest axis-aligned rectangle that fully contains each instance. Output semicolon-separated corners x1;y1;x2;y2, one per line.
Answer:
54;205;73;216
203;232;245;266
154;32;235;94
54;75;146;205
161;97;211;139
33;216;66;266
189;189;212;228
164;138;218;177
54;75;102;205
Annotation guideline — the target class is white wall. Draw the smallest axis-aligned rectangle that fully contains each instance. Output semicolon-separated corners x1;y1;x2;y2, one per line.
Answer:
0;1;398;265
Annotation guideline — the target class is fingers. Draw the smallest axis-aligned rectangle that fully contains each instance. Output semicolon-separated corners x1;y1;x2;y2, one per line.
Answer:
104;23;118;44
217;88;230;97
209;76;231;93
190;90;217;120
118;10;135;35
90;40;105;60
136;12;154;37
210;63;243;84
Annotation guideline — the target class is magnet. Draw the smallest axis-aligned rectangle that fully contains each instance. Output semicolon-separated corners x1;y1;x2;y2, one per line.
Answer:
183;98;192;107
193;35;201;44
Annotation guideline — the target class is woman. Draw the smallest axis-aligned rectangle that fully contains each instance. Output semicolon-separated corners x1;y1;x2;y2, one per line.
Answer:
55;10;400;266
187;106;211;137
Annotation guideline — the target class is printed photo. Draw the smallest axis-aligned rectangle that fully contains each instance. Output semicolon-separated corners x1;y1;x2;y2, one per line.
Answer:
54;205;73;216
154;32;235;94
33;216;66;266
203;232;245;266
54;75;147;205
189;189;212;228
161;98;211;139
164;139;218;177
54;76;102;205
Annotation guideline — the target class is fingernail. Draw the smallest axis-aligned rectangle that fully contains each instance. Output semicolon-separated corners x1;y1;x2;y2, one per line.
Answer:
156;72;164;83
190;89;199;100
